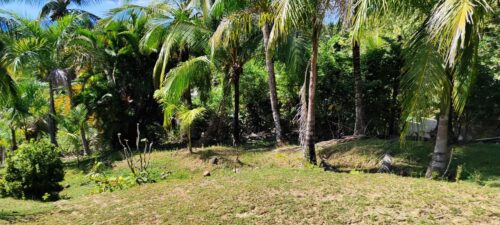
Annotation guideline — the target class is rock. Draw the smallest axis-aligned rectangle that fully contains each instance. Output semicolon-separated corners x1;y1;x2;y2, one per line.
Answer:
63;184;71;188
233;168;241;173
203;170;211;177
160;171;172;179
209;156;219;165
378;153;392;173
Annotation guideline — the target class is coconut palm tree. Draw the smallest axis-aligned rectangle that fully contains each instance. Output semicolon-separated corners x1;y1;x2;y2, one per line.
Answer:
39;0;100;22
270;0;344;164
401;0;494;178
214;0;287;145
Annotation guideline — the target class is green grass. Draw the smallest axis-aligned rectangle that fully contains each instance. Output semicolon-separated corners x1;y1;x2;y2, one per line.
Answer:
1;139;499;224
0;198;53;224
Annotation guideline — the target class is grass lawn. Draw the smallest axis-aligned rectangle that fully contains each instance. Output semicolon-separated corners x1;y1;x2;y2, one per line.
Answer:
1;139;499;224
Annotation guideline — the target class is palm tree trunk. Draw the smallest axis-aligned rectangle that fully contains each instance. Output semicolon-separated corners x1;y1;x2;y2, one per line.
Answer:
353;41;366;136
388;66;400;137
10;127;17;152
299;68;309;147
262;22;285;145
304;29;320;165
48;81;58;146
232;65;241;147
187;127;193;153
184;86;193;108
426;103;451;178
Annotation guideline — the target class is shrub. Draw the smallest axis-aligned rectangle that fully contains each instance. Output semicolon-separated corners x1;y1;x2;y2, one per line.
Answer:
2;139;64;200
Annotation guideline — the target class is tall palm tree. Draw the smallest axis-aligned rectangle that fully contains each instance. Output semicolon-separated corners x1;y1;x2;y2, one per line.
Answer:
137;0;256;146
211;0;286;144
271;0;341;164
209;0;264;146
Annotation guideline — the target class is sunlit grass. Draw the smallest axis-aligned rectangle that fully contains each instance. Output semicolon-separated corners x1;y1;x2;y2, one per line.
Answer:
1;139;499;224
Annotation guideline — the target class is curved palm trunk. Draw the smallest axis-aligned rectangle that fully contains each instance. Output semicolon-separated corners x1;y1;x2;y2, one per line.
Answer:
304;30;320;165
262;22;285;145
353;41;366;136
232;66;242;146
48;81;58;146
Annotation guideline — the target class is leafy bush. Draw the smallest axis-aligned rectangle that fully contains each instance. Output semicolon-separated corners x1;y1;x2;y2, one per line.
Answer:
2;140;64;200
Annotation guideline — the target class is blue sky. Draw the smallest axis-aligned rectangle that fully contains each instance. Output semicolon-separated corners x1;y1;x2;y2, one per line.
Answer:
1;0;337;23
1;0;147;19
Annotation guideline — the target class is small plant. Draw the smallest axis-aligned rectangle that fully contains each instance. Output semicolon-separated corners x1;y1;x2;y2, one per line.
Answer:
2;139;64;200
117;123;154;184
469;170;483;185
87;173;134;193
455;164;464;182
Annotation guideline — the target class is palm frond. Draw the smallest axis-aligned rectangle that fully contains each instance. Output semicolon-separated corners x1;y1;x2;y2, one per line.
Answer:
178;106;205;134
155;56;213;102
210;10;254;55
400;37;448;140
0;66;17;102
426;0;492;65
269;0;309;47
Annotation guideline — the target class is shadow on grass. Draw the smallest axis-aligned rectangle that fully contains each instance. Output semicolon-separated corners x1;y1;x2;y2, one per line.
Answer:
451;144;500;184
318;138;500;183
319;138;433;177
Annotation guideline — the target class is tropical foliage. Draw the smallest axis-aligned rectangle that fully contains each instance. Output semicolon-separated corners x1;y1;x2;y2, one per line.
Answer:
0;0;498;202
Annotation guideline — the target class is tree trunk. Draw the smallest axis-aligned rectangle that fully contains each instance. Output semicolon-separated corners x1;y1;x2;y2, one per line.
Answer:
232;65;241;147
352;41;366;136
48;81;58;146
187;127;193;153
388;66;401;137
184;86;193;108
80;126;91;156
299;67;309;147
10;127;17;153
304;30;320;165
262;22;285;145
66;79;91;155
426;104;451;178
1;146;5;165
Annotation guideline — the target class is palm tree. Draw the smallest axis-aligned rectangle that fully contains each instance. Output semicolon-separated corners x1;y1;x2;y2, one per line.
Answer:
211;0;286;144
271;0;339;164
401;0;494;178
1;12;93;146
39;0;100;21
351;39;366;135
209;1;265;146
344;0;396;136
135;0;253;146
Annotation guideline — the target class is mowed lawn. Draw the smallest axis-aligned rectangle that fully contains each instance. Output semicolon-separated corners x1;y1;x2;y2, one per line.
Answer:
1;140;499;224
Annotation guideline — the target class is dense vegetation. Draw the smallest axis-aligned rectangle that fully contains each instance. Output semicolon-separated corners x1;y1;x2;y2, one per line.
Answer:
0;0;498;223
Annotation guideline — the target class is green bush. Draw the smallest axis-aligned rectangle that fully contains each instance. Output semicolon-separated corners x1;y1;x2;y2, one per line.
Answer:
2;140;64;200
